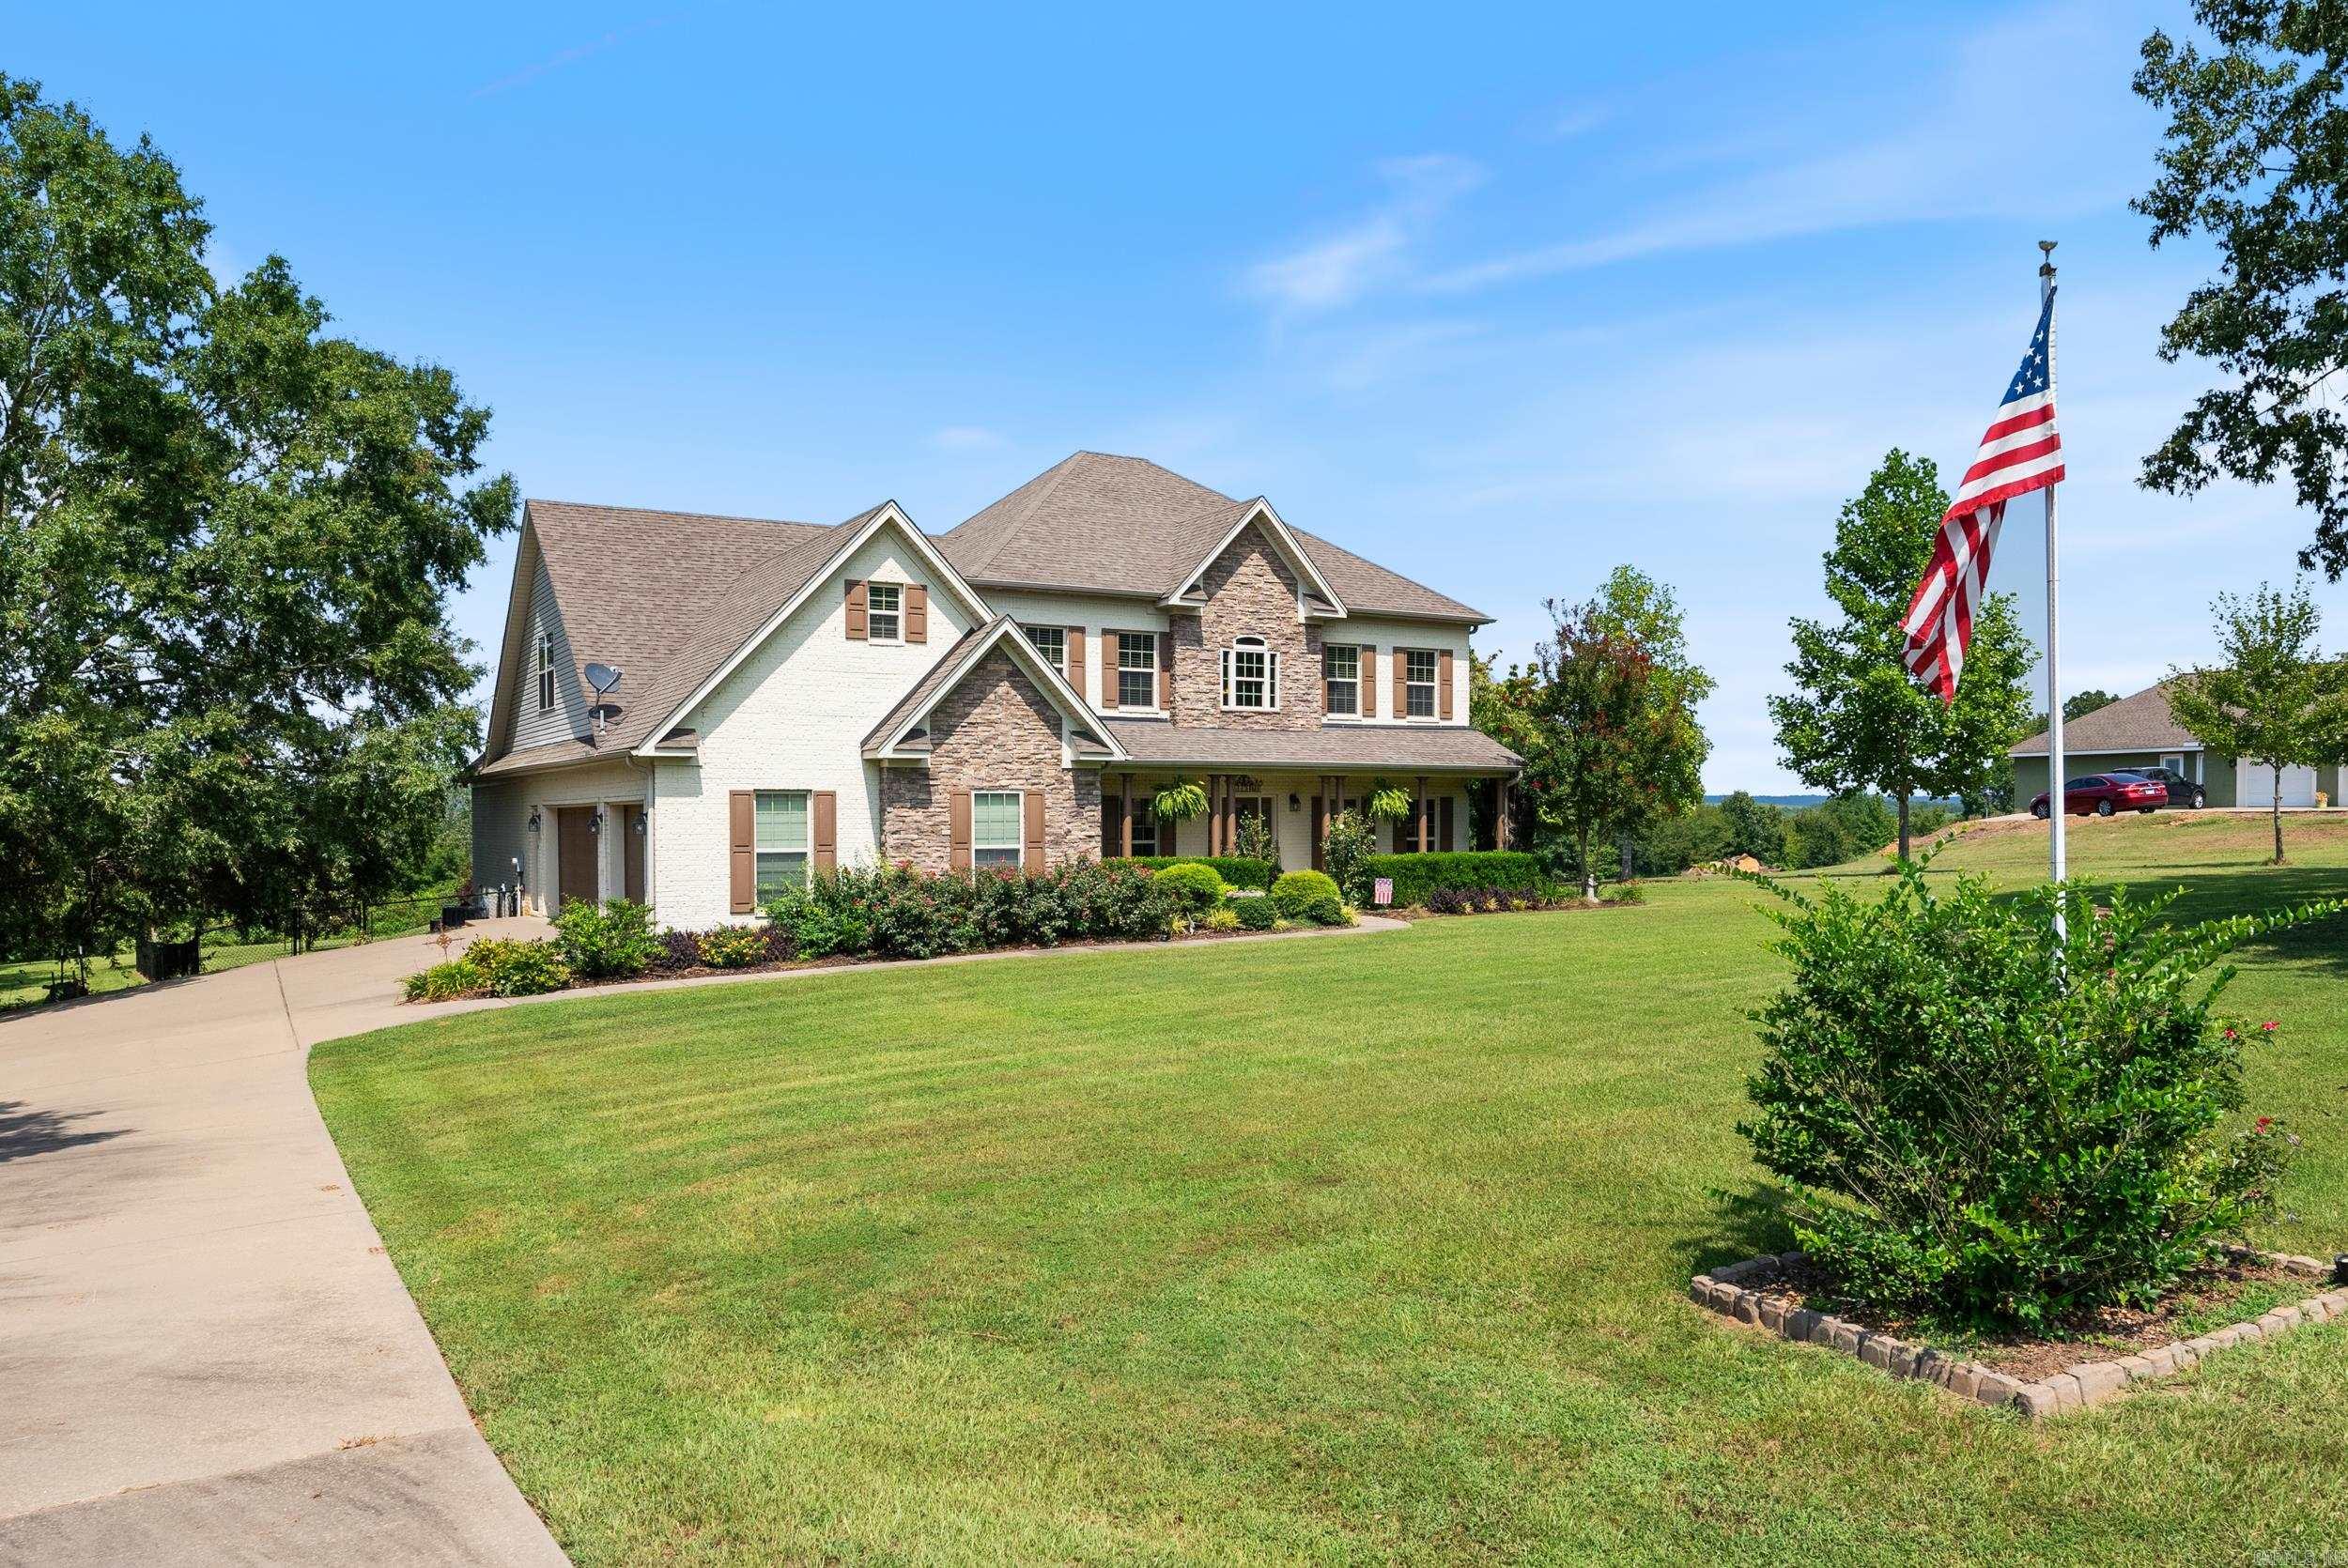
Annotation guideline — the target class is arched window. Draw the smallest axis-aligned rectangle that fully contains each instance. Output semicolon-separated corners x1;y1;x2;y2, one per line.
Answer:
1220;635;1279;711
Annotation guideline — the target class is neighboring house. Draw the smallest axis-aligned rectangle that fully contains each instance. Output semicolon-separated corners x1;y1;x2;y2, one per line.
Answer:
2008;680;2343;809
470;453;1522;926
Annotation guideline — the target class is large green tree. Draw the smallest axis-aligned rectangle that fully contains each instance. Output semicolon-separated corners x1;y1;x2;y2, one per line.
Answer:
2167;579;2348;864
0;76;514;974
2135;3;2348;577
1587;565;1714;876
1768;449;2036;861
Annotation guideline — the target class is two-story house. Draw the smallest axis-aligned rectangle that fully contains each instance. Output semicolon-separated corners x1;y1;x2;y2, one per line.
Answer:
469;453;1522;928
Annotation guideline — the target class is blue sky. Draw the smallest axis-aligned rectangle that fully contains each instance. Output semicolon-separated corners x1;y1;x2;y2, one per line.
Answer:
20;0;2346;790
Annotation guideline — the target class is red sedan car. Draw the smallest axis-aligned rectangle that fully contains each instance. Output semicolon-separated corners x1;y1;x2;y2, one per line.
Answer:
2030;773;2168;818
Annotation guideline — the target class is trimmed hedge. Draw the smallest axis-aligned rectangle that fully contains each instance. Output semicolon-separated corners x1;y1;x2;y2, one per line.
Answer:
1364;852;1547;908
1104;855;1278;890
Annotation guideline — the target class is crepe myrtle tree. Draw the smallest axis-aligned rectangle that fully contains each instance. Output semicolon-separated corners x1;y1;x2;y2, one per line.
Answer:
1588;565;1714;879
1769;450;2034;861
1516;594;1703;903
2167;580;2348;864
0;75;515;974
2135;2;2348;579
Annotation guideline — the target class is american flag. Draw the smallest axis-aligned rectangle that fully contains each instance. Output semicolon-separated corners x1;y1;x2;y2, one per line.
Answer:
1902;289;2063;702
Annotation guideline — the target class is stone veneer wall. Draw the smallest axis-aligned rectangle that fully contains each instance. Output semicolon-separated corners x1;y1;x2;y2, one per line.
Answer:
1168;523;1321;730
879;647;1100;872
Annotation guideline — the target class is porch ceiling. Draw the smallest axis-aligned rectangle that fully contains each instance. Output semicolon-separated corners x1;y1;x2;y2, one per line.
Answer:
1100;720;1519;773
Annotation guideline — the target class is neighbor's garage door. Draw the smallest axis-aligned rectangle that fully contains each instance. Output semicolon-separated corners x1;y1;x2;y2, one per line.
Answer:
2236;761;2319;807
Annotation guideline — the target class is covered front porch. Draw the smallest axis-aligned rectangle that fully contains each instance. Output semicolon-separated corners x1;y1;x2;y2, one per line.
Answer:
1098;768;1515;872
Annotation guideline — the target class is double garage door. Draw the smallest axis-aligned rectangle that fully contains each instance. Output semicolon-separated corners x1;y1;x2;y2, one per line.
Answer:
2237;761;2320;808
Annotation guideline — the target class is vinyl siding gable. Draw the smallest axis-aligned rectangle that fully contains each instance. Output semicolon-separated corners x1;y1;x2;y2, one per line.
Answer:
512;552;590;750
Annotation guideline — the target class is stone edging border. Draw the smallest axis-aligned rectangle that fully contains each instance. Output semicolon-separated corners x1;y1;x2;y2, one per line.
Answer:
1690;1245;2347;1418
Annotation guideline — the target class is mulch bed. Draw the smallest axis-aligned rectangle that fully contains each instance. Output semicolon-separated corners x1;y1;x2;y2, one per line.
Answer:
1737;1253;2319;1381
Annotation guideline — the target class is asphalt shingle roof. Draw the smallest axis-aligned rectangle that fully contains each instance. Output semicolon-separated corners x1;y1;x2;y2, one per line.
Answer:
2008;682;2200;756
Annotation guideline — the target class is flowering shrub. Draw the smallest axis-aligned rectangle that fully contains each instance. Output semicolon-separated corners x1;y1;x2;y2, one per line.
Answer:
463;937;571;996
1739;858;2339;1329
767;863;1173;961
1322;810;1377;905
696;925;772;969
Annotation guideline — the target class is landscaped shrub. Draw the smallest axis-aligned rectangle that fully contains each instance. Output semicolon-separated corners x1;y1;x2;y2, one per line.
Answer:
1271;869;1345;926
464;937;571;996
1232;894;1277;930
1103;855;1277;890
1364;851;1546;909
696;925;771;968
768;863;1172;961
1600;880;1645;905
403;957;486;1002
656;929;704;972
1203;904;1242;932
1152;862;1228;916
765;876;880;959
552;899;664;979
1322;810;1377;905
1739;859;2340;1330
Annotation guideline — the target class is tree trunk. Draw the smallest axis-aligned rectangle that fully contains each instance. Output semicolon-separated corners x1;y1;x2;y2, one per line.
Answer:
2273;767;2286;864
1579;825;1598;904
1896;792;1911;862
1617;827;1636;882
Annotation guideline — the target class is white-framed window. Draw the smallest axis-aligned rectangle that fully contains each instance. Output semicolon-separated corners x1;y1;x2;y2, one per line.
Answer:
1323;643;1359;716
1405;649;1438;718
1221;635;1279;711
866;581;904;642
972;789;1024;869
1024;624;1066;673
1118;632;1158;709
535;633;554;712
755;791;809;899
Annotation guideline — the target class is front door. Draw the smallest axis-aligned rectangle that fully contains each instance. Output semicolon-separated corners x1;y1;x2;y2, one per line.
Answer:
616;803;645;902
555;806;597;908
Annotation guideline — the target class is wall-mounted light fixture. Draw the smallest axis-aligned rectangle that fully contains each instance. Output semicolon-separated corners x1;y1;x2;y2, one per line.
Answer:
633;811;648;837
588;808;606;837
527;809;542;835
1288;792;1302;812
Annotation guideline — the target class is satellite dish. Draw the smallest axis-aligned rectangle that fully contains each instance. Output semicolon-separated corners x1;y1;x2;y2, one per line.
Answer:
584;662;622;697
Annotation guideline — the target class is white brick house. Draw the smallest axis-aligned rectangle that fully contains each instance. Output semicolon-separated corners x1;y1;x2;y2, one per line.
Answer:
471;453;1521;926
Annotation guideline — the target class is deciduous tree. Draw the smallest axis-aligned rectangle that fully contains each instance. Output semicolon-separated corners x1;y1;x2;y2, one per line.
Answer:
2166;580;2348;863
1768;450;2034;860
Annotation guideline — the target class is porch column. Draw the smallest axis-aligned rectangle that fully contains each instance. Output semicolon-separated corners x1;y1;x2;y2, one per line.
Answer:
1416;775;1429;853
1120;772;1135;857
1495;778;1511;850
1207;774;1222;855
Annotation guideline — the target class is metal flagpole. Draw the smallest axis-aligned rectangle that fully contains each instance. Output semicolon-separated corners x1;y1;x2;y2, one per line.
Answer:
2040;239;2066;943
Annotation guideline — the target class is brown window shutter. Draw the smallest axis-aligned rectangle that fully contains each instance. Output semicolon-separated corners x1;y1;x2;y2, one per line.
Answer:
1066;627;1084;690
1393;652;1408;720
844;579;868;639
812;791;837;871
1360;646;1376;717
1153;637;1166;710
1100;632;1119;709
949;789;972;871
1023;791;1045;872
1439;650;1455;719
1440;795;1456;852
905;584;928;643
728;791;755;914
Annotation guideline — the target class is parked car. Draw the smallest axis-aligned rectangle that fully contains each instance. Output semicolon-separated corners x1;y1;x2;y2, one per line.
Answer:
2116;764;2206;809
2030;773;2170;818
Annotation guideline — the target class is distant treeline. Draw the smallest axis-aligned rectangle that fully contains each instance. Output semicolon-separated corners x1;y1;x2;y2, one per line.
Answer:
1622;792;1973;878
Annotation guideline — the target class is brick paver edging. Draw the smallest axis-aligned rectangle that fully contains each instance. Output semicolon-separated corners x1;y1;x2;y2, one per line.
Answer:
1690;1246;2347;1418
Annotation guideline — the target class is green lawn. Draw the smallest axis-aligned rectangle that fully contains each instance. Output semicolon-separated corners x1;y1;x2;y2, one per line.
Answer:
313;814;2348;1566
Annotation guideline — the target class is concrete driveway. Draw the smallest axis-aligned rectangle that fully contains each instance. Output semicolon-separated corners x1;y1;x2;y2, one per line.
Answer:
0;922;567;1566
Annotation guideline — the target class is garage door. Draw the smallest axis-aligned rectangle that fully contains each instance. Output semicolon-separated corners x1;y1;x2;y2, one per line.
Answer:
2236;761;2319;808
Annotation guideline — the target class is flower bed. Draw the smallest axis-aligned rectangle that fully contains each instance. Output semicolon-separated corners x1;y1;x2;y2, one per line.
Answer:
1691;1246;2348;1417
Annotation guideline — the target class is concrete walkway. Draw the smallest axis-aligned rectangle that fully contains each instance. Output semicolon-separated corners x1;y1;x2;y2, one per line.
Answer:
0;910;1403;1563
0;927;569;1566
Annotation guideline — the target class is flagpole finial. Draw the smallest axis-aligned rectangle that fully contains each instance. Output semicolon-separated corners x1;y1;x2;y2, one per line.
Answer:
2039;238;2057;277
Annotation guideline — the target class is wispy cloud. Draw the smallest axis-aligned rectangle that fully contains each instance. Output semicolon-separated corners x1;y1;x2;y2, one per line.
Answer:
1243;154;1486;314
1535;104;1609;142
473;15;673;99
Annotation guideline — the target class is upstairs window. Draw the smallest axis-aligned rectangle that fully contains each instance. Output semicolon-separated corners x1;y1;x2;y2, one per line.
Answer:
1024;624;1066;673
755;791;810;899
1405;649;1438;718
1221;636;1279;711
1323;644;1359;716
535;633;554;711
866;581;903;642
972;790;1024;869
1118;632;1158;709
